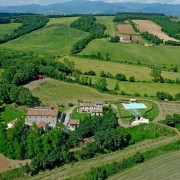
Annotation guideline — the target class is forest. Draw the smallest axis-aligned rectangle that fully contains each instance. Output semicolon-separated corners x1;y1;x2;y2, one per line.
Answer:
0;14;49;43
70;15;106;54
0;17;11;24
114;13;180;41
0;51;72;106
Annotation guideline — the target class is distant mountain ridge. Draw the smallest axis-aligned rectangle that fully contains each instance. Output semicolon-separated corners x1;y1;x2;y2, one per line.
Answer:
0;0;180;16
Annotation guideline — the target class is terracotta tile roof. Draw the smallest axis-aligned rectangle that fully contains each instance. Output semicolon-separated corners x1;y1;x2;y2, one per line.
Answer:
69;119;80;125
27;107;58;117
8;119;17;126
79;101;103;107
36;122;48;129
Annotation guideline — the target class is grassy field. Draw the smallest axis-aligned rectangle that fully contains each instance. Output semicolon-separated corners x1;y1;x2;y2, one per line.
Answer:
32;78;116;105
71;107;90;120
60;56;179;81
109;151;180;180
0;18;88;56
96;16;115;36
79;38;180;67
86;76;180;96
0;23;21;38
0;106;26;123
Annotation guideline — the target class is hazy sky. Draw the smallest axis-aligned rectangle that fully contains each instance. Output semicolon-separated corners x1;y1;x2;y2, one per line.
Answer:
0;0;179;6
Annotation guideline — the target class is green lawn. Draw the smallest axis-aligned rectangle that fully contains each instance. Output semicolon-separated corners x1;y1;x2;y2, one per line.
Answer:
86;76;180;96
61;56;180;81
0;23;21;38
79;38;180;67
0;106;26;123
71;107;90;120
109;151;180;180
0;18;88;56
96;16;116;36
32;78;116;105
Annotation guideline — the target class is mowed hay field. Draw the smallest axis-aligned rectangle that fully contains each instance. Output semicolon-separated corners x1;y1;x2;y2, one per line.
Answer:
87;76;180;96
0;17;88;56
79;38;180;67
117;24;137;34
32;78;116;105
0;23;21;38
96;16;116;36
60;57;179;81
133;20;179;42
109;151;180;180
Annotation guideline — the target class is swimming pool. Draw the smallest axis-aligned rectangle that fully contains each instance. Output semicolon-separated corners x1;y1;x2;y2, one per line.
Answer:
123;103;147;110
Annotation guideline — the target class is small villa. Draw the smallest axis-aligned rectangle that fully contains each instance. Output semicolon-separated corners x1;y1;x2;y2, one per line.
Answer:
68;119;80;131
78;101;103;116
7;119;17;129
25;107;59;128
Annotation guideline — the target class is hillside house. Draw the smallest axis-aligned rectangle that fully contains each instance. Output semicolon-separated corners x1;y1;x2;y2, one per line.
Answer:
68;119;80;131
78;101;103;116
7;119;17;129
25;107;59;128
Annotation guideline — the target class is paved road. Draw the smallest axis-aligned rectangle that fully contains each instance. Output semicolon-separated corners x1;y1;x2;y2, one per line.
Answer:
63;106;77;125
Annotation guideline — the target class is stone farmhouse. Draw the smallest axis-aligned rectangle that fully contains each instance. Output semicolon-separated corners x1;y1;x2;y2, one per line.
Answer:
78;101;103;116
25;107;59;128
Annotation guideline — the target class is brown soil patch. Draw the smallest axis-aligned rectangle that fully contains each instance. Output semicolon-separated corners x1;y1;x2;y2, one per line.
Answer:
24;79;47;90
117;24;137;34
0;154;30;174
132;35;146;43
133;20;179;42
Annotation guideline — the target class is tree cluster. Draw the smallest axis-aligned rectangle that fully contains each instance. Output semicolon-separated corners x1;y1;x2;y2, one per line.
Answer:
141;31;163;45
0;17;11;24
164;114;180;129
70;15;106;54
0;51;72;106
110;36;120;43
156;91;173;101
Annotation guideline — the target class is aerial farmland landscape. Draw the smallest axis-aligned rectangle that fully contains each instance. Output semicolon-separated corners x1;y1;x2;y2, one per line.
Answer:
0;0;179;179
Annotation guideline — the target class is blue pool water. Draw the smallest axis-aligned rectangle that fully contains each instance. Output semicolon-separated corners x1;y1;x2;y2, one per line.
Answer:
123;103;147;110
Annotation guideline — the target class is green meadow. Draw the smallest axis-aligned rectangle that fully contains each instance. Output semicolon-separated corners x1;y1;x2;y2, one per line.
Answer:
87;76;180;96
32;78;115;105
61;56;180;81
0;18;88;56
0;23;21;38
0;106;26;123
79;38;180;67
96;16;116;36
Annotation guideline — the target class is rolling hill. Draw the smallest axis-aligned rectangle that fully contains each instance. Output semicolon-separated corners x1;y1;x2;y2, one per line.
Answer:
0;1;180;15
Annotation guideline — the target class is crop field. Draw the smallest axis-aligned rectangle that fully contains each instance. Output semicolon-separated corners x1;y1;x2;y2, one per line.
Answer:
117;24;137;34
133;20;179;42
132;35;146;43
96;16;115;36
29;136;178;180
109;151;180;180
79;38;180;67
86;76;180;96
0;18;88;56
61;56;179;81
31;78;116;105
0;23;21;38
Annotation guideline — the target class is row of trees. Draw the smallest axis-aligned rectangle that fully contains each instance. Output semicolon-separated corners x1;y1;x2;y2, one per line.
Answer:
0;17;11;24
114;13;180;41
141;31;163;45
0;15;49;44
70;15;106;54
